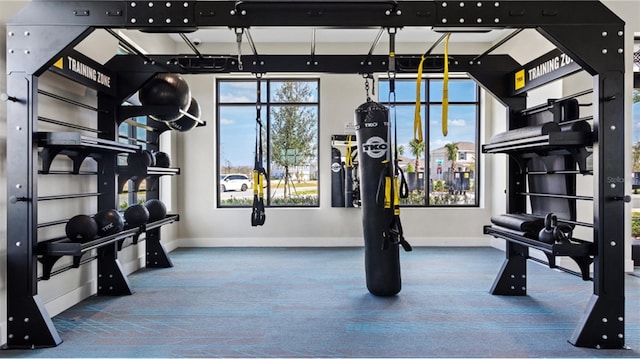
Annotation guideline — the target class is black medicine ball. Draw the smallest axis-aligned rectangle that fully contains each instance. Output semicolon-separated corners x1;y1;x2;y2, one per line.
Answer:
153;151;171;168
167;97;201;132
127;150;155;168
94;209;125;237
139;73;191;122
124;204;150;227
145;199;167;222
65;214;98;243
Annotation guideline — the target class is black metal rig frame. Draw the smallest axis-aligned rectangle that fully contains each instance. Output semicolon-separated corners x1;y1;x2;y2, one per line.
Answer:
5;0;626;350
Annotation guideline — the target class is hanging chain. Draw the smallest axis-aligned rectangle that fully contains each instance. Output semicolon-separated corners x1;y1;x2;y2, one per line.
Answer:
235;28;244;71
363;74;376;102
364;76;370;101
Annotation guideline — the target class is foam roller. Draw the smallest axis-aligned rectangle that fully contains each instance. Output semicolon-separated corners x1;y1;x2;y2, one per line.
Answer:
489;122;561;144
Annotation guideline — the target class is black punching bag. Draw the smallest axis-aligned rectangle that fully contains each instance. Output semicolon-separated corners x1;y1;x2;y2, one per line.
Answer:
331;147;346;207
355;101;401;296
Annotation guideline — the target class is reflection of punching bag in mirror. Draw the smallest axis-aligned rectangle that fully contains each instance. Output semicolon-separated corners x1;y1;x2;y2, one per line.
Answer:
331;147;345;207
355;100;401;296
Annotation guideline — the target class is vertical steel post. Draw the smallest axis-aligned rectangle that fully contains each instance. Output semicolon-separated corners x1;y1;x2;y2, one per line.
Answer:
5;73;61;348
96;94;134;296
569;72;626;348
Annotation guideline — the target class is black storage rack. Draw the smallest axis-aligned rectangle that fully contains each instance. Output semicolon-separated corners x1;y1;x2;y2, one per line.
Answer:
37;214;179;280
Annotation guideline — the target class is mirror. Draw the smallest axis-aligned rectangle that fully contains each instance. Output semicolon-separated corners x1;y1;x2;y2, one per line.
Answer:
330;134;360;207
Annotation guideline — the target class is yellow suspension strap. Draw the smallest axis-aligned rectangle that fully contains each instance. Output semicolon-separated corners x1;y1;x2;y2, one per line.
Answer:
345;135;353;169
344;135;355;207
414;33;450;143
442;33;451;137
413;55;425;144
251;73;266;226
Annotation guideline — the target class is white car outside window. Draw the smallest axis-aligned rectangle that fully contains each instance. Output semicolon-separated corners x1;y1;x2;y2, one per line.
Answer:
220;174;251;192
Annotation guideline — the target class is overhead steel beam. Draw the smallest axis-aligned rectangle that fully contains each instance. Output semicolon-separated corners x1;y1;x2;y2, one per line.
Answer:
8;1;624;29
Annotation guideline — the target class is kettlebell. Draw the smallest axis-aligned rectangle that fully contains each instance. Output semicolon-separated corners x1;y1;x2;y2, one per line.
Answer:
538;213;557;244
552;223;573;245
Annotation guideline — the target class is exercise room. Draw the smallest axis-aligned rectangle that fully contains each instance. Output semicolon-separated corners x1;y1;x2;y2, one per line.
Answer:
1;0;639;357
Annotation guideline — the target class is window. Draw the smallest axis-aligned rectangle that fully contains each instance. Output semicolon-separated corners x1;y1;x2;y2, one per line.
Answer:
379;77;480;206
118;113;149;209
217;79;319;207
631;39;640;192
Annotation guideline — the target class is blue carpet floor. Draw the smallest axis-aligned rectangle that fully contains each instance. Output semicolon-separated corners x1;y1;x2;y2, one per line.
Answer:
1;247;639;358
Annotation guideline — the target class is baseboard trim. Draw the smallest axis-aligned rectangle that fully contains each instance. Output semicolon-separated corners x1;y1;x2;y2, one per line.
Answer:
45;280;96;318
178;237;492;247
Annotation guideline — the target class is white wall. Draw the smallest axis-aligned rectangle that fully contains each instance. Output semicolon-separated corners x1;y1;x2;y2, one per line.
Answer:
176;41;496;248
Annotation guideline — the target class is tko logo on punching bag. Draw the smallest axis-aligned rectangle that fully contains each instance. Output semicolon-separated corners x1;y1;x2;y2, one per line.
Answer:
362;136;388;158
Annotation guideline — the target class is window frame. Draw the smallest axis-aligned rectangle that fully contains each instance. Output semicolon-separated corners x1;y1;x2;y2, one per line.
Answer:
118;111;149;209
216;77;321;208
379;76;481;207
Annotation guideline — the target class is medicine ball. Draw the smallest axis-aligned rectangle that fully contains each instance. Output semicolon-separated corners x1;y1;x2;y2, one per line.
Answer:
153;151;171;168
94;209;124;237
65;214;98;243
124;204;150;227
127;150;155;168
167;97;201;132
139;73;191;122
145;199;167;222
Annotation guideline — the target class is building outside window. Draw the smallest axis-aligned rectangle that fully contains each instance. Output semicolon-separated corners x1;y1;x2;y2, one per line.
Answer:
217;78;319;207
379;77;480;206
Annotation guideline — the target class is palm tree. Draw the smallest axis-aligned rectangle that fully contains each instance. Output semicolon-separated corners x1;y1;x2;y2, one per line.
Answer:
408;139;425;171
444;142;459;172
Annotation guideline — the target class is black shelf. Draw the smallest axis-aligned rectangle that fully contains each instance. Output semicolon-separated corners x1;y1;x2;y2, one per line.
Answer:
36;214;179;280
117;166;180;193
38;132;141;174
482;131;592;154
484;225;594;280
118;214;180;250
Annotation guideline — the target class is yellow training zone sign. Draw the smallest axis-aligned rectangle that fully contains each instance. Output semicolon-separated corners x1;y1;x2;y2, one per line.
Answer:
514;69;526;91
49;49;115;96
510;48;580;96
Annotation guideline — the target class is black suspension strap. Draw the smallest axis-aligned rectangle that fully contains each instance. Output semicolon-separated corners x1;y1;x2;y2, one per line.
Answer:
251;73;266;226
380;28;411;252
